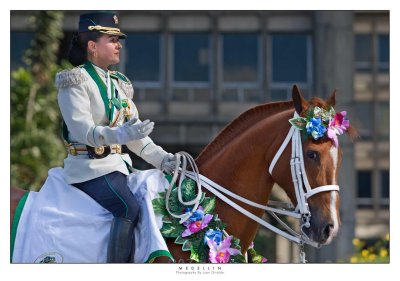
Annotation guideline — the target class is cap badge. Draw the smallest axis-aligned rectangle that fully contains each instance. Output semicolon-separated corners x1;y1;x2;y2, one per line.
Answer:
113;15;118;25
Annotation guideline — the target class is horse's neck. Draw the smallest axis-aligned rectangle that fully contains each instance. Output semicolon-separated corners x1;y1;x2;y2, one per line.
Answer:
197;108;294;251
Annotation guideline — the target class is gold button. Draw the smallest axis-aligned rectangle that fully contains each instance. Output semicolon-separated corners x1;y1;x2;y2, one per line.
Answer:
94;146;105;155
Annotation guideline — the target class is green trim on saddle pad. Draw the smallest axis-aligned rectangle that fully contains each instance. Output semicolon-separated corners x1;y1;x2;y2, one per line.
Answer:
146;250;175;263
10;192;29;262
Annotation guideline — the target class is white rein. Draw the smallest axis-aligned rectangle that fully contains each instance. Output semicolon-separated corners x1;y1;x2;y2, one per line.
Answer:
164;112;339;262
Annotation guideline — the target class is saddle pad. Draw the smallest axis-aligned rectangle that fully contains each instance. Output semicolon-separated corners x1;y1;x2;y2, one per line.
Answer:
11;167;173;263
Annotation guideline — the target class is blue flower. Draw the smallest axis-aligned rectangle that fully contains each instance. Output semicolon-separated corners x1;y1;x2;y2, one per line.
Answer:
185;207;205;223
306;117;327;140
204;229;223;245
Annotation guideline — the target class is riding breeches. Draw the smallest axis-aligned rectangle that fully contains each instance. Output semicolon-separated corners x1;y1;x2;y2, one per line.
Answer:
72;171;140;224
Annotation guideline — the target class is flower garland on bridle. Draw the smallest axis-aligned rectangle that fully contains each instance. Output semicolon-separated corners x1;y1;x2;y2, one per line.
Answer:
152;178;267;263
289;106;350;146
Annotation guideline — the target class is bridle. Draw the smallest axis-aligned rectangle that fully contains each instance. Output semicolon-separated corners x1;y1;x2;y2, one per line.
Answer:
268;112;340;260
165;112;340;263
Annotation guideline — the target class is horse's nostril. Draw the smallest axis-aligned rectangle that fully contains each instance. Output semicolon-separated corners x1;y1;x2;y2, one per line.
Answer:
323;224;333;239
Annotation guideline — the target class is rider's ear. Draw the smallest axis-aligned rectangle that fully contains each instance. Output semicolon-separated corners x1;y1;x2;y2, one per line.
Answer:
326;89;336;108
292;85;309;115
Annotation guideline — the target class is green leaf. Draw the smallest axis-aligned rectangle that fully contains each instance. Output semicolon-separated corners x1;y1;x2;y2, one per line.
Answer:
160;222;185;238
231;237;242;250
289;117;307;130
197;240;208;262
175;235;186;245
182;240;192;251
190;250;200;263
251;255;264;263
208;214;226;230
181;178;197;202
248;248;267;263
202;197;216;214
152;197;167;216
166;188;186;215
229;254;247;263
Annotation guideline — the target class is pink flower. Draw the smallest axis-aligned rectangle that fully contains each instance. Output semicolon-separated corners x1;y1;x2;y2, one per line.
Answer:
207;236;241;263
327;111;350;147
181;214;213;237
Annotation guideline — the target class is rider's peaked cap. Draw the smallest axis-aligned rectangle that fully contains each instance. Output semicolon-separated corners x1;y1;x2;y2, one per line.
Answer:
78;12;127;39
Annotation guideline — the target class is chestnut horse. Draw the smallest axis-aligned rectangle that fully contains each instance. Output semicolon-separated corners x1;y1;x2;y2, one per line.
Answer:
10;86;354;262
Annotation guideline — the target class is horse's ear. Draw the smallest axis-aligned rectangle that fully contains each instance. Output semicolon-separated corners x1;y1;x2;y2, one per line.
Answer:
292;85;308;115
327;89;336;108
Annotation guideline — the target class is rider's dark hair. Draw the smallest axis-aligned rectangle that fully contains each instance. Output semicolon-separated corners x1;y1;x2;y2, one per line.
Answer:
67;31;103;66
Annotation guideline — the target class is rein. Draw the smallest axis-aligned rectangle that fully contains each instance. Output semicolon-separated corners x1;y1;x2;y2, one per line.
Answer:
164;112;339;263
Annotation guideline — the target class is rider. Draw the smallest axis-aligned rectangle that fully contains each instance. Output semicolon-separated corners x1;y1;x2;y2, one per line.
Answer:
55;11;176;263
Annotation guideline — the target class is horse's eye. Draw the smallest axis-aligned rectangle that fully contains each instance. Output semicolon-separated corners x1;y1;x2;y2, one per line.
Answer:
306;150;319;161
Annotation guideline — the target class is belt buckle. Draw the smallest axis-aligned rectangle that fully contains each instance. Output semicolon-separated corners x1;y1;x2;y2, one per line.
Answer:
87;145;111;159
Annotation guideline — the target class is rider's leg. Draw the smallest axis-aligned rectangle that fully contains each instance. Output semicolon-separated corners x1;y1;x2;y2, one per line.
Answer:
72;171;140;263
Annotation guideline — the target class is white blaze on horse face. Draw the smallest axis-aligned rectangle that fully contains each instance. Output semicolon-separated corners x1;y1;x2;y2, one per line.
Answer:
329;146;338;185
327;146;339;243
326;191;339;244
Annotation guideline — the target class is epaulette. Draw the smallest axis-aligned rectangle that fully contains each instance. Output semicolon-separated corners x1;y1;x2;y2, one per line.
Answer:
110;71;134;99
55;67;88;89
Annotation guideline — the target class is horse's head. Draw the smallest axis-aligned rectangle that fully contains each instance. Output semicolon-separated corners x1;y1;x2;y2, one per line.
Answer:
271;85;355;246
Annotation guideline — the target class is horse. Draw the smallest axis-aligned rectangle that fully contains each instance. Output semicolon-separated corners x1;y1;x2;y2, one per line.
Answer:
10;85;356;263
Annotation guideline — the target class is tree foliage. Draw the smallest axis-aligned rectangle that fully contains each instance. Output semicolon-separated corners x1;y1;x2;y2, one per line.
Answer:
11;11;67;190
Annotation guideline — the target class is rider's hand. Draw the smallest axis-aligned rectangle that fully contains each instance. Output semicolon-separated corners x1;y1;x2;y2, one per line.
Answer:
160;153;176;174
116;118;154;144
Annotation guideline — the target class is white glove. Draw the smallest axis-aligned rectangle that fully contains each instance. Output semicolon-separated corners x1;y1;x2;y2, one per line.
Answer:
160;153;177;174
116;118;154;144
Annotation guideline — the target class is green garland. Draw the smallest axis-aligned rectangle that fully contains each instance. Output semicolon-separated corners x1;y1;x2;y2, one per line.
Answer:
152;176;267;263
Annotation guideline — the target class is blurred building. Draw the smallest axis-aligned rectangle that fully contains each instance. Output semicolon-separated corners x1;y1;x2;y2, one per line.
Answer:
10;10;389;262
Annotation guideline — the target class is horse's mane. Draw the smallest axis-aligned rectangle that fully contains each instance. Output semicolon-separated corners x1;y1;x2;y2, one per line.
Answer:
196;101;294;165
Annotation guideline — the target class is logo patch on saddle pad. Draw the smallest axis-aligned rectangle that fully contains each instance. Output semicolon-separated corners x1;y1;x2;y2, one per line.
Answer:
34;252;63;263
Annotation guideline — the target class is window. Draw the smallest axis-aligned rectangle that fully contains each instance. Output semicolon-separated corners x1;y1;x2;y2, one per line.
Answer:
354;33;389;73
11;31;34;70
269;33;312;101
173;33;210;82
125;33;160;82
353;102;372;138
356;170;389;206
124;33;161;102
381;170;389;199
220;33;261;102
357;171;372;198
378;102;389;138
378;34;389;72
222;33;259;82
271;34;308;83
355;34;372;72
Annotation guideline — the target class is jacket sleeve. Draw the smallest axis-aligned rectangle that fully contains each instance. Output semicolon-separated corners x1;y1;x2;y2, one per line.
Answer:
57;70;120;146
126;136;168;169
124;99;168;169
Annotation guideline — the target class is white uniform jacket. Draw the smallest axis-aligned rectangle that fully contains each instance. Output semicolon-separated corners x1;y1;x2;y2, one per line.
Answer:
56;64;168;184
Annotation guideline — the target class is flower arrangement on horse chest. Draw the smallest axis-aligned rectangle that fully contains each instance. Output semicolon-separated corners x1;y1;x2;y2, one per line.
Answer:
152;177;267;263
